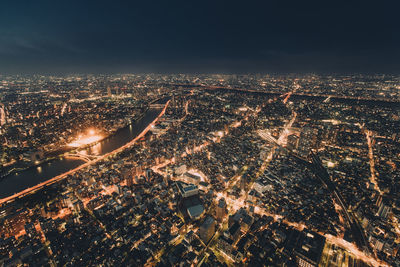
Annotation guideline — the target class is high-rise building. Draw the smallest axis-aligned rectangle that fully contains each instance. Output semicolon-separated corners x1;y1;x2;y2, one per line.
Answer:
377;201;391;219
72;200;84;213
199;216;216;243
136;165;143;176
216;198;227;221
107;87;112;97
294;230;326;267
145;168;152;181
177;182;199;198
376;196;391;219
0;104;6;126
124;169;134;187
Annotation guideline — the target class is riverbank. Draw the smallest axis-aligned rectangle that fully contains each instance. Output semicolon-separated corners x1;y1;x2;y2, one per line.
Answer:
0;108;149;180
0;101;170;205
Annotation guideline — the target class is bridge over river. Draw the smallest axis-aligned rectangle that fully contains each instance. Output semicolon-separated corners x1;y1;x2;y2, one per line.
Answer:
0;97;170;203
65;152;100;162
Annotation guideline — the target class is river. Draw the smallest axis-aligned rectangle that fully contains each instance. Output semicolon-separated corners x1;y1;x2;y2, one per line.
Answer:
0;106;165;199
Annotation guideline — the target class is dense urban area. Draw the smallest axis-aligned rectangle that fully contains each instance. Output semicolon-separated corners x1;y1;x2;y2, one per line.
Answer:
0;74;400;266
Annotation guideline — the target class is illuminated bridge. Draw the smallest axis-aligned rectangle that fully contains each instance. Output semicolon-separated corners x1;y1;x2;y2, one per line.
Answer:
150;103;165;109
150;97;170;109
65;152;100;162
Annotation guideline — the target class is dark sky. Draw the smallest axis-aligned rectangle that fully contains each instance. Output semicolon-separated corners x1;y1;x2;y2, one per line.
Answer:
0;0;399;74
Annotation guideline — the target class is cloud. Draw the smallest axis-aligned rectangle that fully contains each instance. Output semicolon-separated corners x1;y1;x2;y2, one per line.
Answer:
0;33;83;57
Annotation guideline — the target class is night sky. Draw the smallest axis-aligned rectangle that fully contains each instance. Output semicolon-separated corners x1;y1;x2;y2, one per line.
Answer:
0;0;399;74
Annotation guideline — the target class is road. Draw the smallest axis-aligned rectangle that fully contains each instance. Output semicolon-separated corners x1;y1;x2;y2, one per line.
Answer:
0;101;170;206
151;94;383;266
364;128;382;194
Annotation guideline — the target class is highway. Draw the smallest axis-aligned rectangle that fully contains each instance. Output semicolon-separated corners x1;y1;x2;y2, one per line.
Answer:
0;101;170;206
363;128;382;195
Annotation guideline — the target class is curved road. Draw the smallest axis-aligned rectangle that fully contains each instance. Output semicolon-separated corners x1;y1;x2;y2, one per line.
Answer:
0;100;170;206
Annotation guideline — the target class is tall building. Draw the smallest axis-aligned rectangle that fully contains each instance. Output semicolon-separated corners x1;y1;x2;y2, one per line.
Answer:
124;169;134;187
376;196;391;219
107;87;112;97
294;230;326;267
145;168;152;181
216;198;227;221
0;104;6;126
72;200;84;213
240;175;247;191
199;216;216;244
171;94;176;108
177;182;199;198
377;201;391;220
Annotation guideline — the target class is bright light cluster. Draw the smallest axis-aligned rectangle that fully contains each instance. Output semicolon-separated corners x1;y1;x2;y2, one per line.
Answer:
68;129;103;147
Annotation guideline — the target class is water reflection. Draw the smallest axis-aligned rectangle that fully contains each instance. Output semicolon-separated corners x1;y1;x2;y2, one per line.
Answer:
90;142;102;155
0;107;164;198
